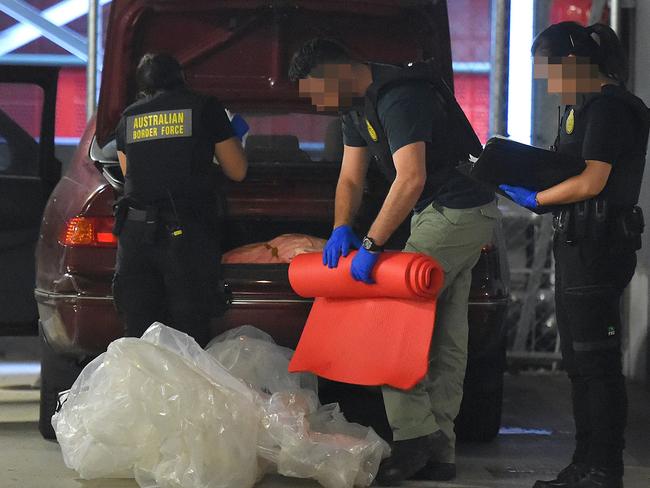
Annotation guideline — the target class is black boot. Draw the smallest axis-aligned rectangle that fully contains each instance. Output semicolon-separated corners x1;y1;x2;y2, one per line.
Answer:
533;466;622;488
572;468;622;488
375;432;438;486
533;463;589;487
413;461;456;481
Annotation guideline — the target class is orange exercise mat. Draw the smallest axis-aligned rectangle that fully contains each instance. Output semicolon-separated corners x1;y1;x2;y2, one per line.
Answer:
288;251;444;390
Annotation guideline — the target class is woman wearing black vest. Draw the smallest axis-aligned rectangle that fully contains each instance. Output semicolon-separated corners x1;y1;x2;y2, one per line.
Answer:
500;22;649;488
113;53;248;347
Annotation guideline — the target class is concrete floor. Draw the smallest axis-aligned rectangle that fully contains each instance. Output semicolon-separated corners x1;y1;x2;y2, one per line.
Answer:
1;359;650;488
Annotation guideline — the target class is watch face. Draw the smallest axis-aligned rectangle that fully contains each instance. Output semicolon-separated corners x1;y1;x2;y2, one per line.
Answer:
362;237;372;250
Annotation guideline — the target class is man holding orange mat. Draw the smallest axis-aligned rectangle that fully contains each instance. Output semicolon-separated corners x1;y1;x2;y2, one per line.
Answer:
289;39;499;485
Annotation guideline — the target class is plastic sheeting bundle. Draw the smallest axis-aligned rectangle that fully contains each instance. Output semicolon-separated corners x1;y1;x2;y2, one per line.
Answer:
288;251;444;389
207;328;389;488
53;324;389;488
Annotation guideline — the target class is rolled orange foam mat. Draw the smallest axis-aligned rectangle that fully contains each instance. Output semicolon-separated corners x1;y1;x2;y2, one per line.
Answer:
288;251;444;390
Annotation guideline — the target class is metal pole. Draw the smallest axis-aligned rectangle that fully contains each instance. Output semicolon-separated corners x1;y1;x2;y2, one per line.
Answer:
489;0;510;137
86;0;98;120
610;0;621;35
96;1;103;102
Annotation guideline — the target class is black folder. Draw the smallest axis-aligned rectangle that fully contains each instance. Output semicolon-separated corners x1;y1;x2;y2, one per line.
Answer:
468;137;586;214
470;137;586;191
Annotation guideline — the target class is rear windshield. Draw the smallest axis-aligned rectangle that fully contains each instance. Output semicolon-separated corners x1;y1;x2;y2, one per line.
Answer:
242;113;340;163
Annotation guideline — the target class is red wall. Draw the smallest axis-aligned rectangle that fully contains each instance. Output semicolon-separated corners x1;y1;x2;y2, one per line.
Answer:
449;0;491;142
55;68;87;139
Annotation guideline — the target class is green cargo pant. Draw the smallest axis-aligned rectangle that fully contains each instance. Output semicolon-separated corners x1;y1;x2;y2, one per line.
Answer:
382;200;499;462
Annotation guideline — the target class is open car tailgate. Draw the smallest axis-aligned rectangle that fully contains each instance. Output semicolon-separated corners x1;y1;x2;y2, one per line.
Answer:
96;0;452;146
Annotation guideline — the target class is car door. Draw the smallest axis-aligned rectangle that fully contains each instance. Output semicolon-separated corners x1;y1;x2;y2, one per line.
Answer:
0;66;60;334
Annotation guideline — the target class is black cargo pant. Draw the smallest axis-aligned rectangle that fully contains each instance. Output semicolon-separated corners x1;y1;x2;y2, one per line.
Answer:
554;237;636;476
112;216;222;348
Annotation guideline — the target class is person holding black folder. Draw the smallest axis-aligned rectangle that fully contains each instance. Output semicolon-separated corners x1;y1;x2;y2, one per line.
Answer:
499;22;649;488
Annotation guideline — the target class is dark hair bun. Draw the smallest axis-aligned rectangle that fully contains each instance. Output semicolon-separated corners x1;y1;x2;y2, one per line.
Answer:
136;53;185;96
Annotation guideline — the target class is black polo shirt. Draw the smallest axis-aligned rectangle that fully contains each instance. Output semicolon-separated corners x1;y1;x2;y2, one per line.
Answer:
116;88;233;205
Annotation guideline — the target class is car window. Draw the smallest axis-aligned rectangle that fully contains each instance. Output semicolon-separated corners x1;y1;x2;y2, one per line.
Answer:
242;113;341;163
0;83;43;177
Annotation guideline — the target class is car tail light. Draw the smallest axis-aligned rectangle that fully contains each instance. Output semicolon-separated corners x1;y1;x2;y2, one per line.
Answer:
60;216;117;248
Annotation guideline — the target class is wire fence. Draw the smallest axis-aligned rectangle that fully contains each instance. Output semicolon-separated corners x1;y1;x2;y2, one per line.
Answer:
500;200;562;370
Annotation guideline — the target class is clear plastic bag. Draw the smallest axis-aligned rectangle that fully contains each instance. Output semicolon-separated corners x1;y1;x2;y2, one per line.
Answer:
53;323;259;488
259;392;389;488
206;325;318;395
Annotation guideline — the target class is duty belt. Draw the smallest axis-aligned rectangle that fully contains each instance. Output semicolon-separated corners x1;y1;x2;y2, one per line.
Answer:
126;206;178;223
553;200;644;248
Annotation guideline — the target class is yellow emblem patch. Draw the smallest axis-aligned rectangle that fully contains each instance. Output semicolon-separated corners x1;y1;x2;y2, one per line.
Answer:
366;119;378;142
565;109;575;135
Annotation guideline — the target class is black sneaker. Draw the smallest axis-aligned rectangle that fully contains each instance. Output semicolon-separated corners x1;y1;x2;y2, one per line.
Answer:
413;461;456;481
375;432;439;486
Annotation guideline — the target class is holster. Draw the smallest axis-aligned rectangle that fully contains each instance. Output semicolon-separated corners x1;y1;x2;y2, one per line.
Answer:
589;199;608;241
142;205;159;244
613;206;644;251
112;198;130;236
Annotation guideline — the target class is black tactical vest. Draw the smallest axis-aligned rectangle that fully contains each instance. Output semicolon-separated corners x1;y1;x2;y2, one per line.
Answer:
355;61;492;210
555;84;650;209
120;88;221;208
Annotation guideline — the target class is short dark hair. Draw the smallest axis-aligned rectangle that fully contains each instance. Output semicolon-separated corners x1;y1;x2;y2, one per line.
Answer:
531;22;628;83
135;53;185;96
288;38;352;82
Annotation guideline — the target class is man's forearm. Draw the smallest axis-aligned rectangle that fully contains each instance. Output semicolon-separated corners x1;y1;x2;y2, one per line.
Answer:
333;179;364;229
368;176;424;245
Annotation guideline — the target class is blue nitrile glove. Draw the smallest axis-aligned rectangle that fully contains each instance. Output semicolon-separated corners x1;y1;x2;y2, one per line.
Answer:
350;247;380;284
323;225;362;268
229;113;250;142
499;184;539;210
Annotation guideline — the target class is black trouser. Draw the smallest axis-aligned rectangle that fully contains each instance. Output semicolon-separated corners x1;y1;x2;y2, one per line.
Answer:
112;217;222;348
554;237;637;477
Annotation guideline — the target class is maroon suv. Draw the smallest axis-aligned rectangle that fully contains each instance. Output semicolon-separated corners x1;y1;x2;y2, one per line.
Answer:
33;0;509;441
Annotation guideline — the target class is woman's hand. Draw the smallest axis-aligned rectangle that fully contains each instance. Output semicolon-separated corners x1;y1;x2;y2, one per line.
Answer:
499;185;538;209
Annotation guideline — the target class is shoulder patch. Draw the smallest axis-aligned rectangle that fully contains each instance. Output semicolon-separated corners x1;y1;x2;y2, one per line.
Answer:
366;118;378;142
126;108;192;144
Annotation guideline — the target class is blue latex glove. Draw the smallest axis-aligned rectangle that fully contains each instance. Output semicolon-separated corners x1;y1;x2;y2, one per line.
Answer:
323;225;362;268
499;184;539;210
350;247;380;284
229;113;250;142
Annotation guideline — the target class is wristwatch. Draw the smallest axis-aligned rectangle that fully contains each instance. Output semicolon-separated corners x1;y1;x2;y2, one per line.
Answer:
361;236;384;253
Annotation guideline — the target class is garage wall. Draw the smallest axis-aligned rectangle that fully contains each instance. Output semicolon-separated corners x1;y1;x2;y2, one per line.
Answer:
628;2;650;387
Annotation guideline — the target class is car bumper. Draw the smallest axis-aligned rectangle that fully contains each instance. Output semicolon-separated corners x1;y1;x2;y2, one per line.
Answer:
34;289;122;355
34;287;509;358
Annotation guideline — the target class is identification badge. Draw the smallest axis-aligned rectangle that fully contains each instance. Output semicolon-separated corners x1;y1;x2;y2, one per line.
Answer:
565;108;575;135
366;118;378;142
